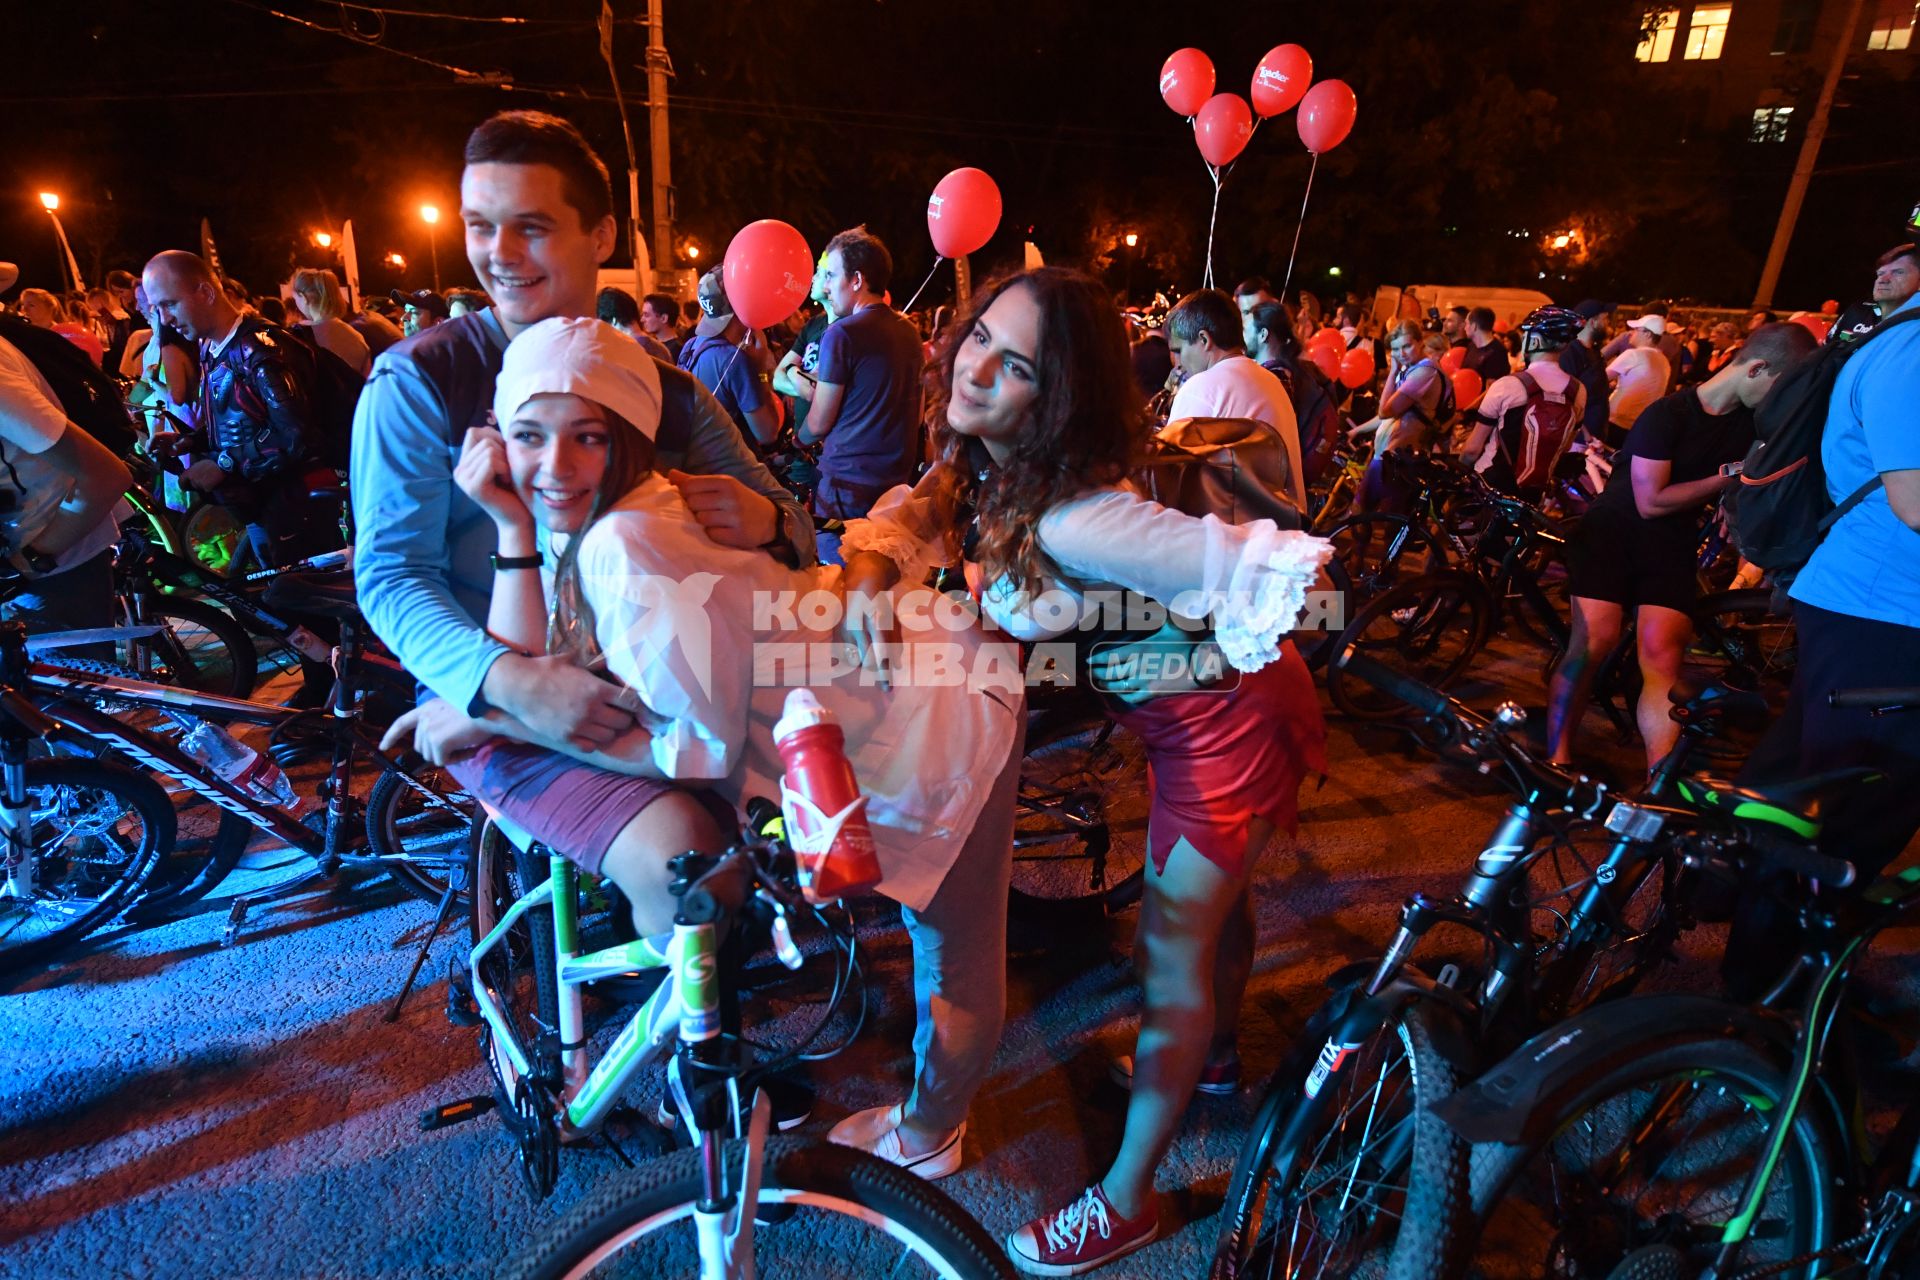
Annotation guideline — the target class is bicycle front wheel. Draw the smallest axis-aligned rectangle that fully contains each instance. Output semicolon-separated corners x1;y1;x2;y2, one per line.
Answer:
505;1135;1014;1280
0;758;174;976
1212;991;1466;1280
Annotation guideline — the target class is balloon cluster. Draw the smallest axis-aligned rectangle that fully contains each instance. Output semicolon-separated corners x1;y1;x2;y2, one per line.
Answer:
1159;44;1357;166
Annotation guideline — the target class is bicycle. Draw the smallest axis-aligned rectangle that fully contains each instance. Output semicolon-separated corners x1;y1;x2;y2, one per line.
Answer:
1431;697;1910;1279
1209;650;1761;1280
445;808;1014;1278
0;621;178;977
26;569;474;933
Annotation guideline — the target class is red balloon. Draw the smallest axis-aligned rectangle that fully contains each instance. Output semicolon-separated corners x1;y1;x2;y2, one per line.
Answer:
722;219;813;330
1339;347;1374;389
1297;79;1357;154
1440;345;1467;375
1308;345;1342;382
1451;367;1484;406
1310;327;1348;355
1194;93;1254;167
928;167;1002;259
1251;44;1313;117
1159;47;1215;117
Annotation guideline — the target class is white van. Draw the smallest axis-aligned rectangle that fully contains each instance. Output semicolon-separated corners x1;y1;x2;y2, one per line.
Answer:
1370;284;1555;331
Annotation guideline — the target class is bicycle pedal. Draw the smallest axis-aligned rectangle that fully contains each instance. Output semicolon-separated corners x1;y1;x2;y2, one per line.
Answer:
418;1095;496;1132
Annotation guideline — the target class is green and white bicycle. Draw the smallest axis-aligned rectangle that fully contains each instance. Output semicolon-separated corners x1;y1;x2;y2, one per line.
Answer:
445;803;1013;1279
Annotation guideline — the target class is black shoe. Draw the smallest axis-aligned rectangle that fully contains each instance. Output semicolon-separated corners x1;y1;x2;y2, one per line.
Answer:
656;1072;813;1132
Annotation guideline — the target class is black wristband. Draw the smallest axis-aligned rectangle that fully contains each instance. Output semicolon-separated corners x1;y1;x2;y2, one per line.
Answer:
491;552;542;571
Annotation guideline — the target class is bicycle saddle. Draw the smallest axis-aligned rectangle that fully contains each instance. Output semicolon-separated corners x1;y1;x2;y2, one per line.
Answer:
263;570;361;622
1674;765;1885;838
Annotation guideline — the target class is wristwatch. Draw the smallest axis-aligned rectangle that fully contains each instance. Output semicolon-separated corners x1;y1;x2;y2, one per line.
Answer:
491;551;542;571
761;504;801;568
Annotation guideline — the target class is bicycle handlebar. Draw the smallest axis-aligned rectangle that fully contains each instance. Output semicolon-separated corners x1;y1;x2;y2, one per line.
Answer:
677;850;755;927
1738;823;1858;889
1828;687;1920;710
1338;650;1453;720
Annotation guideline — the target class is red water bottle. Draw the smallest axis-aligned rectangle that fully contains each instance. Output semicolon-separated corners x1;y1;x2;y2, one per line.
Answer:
773;689;883;904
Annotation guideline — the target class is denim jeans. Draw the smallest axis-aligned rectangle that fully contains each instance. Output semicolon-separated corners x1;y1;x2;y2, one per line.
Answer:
898;718;1023;1132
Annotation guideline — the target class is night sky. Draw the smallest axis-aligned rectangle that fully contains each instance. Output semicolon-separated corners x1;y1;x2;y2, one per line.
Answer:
6;1;1916;312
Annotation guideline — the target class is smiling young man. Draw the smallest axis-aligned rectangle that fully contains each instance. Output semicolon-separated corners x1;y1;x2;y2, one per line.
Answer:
353;110;814;759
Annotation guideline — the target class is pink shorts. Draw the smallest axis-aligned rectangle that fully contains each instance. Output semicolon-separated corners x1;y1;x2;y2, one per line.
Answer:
1115;643;1327;880
447;741;734;875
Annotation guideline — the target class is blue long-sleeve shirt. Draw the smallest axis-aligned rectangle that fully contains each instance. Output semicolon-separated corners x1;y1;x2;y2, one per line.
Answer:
351;307;813;713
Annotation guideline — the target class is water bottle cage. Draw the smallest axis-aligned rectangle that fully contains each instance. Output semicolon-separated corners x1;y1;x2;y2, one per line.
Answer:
778;779;871;898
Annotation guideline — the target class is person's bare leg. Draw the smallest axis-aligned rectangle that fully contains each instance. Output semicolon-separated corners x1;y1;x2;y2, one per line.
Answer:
1635;604;1694;774
1209;818;1272;1061
1096;830;1255;1221
1547;597;1624;765
597;792;726;937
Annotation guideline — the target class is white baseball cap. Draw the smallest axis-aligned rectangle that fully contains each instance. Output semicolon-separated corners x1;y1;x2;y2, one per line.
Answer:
494;317;664;440
1627;314;1667;336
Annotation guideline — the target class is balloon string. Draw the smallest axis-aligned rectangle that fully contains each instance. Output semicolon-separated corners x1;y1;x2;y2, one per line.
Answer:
1280;151;1320;304
1203;168;1223;291
900;257;945;314
718;339;744;385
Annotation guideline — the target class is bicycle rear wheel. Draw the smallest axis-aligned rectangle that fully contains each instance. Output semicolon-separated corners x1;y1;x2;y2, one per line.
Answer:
119;594;257;699
504;1135;1014;1280
470;824;561;1135
0;758;174;976
1009;712;1147;914
1326;572;1490;720
367;757;477;905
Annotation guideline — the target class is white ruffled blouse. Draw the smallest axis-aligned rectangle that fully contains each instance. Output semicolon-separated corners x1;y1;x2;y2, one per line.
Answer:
876;484;1333;673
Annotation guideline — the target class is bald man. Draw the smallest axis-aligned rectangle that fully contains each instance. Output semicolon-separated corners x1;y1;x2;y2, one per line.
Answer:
143;250;340;567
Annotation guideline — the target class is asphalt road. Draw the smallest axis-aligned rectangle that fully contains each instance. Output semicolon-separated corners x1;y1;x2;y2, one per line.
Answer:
4;636;1915;1279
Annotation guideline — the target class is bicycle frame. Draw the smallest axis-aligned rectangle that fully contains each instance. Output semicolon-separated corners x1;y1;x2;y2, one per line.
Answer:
469;853;691;1133
470;844;808;1279
30;659;457;866
1704;865;1920;1276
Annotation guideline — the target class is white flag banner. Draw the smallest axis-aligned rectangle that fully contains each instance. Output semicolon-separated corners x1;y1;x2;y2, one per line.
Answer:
341;220;363;312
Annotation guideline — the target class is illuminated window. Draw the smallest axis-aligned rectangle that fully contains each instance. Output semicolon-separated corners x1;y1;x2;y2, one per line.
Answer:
1637;8;1680;61
1685;4;1733;59
1751;105;1794;142
1867;0;1916;49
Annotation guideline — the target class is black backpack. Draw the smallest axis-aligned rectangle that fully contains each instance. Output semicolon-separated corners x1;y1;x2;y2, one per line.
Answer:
1729;308;1920;575
278;325;364;471
0;314;139;457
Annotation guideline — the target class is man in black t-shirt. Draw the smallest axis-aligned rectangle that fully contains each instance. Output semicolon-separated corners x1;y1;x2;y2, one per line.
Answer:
1547;322;1817;773
1462;307;1510;384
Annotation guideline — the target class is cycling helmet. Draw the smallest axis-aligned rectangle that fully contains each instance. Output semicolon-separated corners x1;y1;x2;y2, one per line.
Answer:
1905;198;1918;240
1518;305;1584;344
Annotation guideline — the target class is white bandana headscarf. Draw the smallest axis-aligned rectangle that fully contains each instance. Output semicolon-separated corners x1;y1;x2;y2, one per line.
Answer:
493;316;663;439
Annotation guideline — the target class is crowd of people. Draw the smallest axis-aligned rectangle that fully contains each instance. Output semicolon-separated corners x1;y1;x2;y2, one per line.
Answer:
2;102;1917;1275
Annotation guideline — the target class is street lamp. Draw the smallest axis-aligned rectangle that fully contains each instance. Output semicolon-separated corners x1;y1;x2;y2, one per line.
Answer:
385;252;407;270
1123;232;1139;249
419;203;441;292
37;190;84;290
312;230;334;249
685;241;702;262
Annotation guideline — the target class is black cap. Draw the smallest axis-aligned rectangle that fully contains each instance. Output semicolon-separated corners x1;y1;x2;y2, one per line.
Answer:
390;288;450;318
1571;299;1613;321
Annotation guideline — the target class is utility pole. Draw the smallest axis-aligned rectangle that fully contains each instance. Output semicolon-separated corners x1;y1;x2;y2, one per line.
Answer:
1753;0;1866;307
645;0;675;293
599;1;652;293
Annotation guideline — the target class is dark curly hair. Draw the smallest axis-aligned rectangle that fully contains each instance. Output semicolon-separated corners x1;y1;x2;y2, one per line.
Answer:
926;267;1147;597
